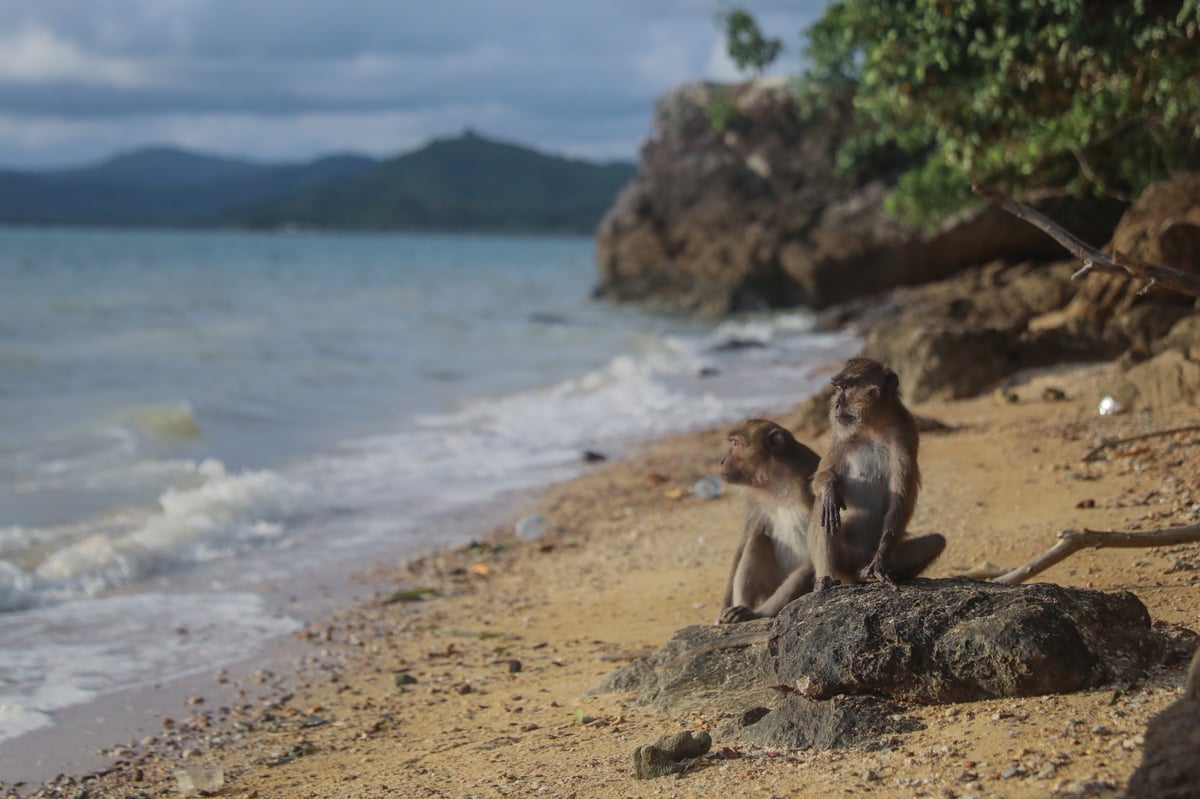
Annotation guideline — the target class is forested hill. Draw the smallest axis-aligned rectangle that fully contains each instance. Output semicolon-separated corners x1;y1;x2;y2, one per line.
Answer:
242;132;637;234
0;148;378;227
0;132;636;233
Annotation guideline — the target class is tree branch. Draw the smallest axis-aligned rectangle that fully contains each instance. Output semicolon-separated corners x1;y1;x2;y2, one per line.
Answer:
970;182;1200;300
990;524;1200;585
1082;424;1200;462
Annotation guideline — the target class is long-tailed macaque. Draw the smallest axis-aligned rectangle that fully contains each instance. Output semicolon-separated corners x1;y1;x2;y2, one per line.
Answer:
717;418;820;623
810;356;944;589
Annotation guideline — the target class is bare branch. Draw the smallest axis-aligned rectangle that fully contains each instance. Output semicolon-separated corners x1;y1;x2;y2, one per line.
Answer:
991;524;1200;585
1082;424;1200;462
970;183;1200;300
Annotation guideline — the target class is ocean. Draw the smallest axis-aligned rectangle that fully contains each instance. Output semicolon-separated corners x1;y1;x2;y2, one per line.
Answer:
0;226;857;771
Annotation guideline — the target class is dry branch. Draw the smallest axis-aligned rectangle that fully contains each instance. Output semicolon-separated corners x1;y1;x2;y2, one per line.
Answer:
970;182;1200;300
991;524;1200;585
1082;424;1200;462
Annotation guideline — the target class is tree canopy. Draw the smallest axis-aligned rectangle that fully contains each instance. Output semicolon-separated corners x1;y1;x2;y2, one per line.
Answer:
788;0;1200;225
720;9;783;76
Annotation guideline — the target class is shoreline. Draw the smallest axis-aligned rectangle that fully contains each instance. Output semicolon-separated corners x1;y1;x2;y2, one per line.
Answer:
4;359;1200;797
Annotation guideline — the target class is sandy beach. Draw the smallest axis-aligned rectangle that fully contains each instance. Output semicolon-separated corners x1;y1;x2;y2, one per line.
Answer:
5;358;1200;799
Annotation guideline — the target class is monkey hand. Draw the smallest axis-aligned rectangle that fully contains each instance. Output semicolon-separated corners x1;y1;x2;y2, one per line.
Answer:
718;605;761;624
863;555;896;587
819;485;845;534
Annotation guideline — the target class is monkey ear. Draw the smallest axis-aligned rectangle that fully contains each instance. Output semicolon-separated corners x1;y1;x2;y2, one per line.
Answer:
766;427;788;454
884;369;899;394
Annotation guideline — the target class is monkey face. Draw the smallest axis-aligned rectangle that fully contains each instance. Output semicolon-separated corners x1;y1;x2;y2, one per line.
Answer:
720;435;750;484
721;419;794;486
830;358;899;427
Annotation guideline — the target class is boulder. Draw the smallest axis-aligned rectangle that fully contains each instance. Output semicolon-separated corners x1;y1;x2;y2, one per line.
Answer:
1109;348;1200;409
739;695;923;751
594;579;1170;750
770;579;1161;704
1066;172;1200;327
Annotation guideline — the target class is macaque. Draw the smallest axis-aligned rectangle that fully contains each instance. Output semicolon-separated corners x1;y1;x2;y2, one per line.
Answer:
809;356;944;590
717;418;821;623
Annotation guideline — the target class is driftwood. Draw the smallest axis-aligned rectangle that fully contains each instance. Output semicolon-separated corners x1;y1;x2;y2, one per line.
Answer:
992;524;1200;585
1081;424;1200;462
970;182;1200;300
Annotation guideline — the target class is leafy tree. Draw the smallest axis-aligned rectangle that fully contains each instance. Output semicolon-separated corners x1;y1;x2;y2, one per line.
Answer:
721;8;783;76
800;0;1200;225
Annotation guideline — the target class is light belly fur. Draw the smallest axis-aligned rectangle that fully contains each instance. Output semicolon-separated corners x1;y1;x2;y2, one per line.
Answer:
770;505;810;573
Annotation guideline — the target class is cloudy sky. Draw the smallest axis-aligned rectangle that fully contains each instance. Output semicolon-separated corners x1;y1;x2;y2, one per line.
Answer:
0;1;828;169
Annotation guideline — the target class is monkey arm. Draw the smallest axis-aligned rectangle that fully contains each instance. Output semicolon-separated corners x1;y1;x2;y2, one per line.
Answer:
813;462;845;534
719;510;771;618
866;447;918;584
752;561;815;617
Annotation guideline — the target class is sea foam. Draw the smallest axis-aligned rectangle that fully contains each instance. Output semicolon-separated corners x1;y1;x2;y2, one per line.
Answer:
2;460;307;611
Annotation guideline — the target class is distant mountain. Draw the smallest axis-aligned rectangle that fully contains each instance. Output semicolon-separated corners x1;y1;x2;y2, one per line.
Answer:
241;131;637;234
0;147;378;226
0;133;637;233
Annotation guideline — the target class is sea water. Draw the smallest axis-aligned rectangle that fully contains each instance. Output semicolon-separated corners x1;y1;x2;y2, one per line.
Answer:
0;227;856;757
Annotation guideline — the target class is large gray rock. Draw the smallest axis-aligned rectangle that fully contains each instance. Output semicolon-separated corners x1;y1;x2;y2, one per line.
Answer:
590;622;775;716
593;80;1124;316
739;695;923;751
772;579;1161;704
594;579;1170;750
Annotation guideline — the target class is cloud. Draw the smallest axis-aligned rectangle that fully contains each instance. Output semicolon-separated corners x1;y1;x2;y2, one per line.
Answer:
0;0;827;167
0;22;149;87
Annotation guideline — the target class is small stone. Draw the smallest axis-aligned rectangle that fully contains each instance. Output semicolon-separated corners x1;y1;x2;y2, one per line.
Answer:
632;744;683;779
394;673;418;686
655;730;712;760
506;659;522;673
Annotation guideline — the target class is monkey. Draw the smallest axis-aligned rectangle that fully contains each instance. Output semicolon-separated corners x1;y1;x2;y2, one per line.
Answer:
716;418;821;624
809;356;945;590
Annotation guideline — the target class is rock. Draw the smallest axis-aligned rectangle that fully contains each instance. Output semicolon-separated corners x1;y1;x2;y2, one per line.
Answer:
849;259;1128;402
655;730;712;760
740;695;923;751
594;79;1123;316
1066;173;1200;327
595;579;1168;741
1125;648;1200;799
1112;348;1200;409
863;319;1017;401
773;579;1162;704
630;730;712;779
631;744;684;779
589;620;776;715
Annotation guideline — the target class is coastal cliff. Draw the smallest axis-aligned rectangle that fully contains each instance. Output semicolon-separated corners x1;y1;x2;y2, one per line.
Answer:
595;79;1200;408
593;79;1124;317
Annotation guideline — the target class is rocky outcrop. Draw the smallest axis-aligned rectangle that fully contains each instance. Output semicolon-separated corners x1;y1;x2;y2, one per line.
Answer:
841;175;1200;403
1064;172;1200;338
593;579;1173;750
594;79;1124;316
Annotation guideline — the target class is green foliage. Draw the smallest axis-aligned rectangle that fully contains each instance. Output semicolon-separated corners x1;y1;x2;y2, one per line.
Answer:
801;0;1200;226
707;87;742;133
720;8;783;76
